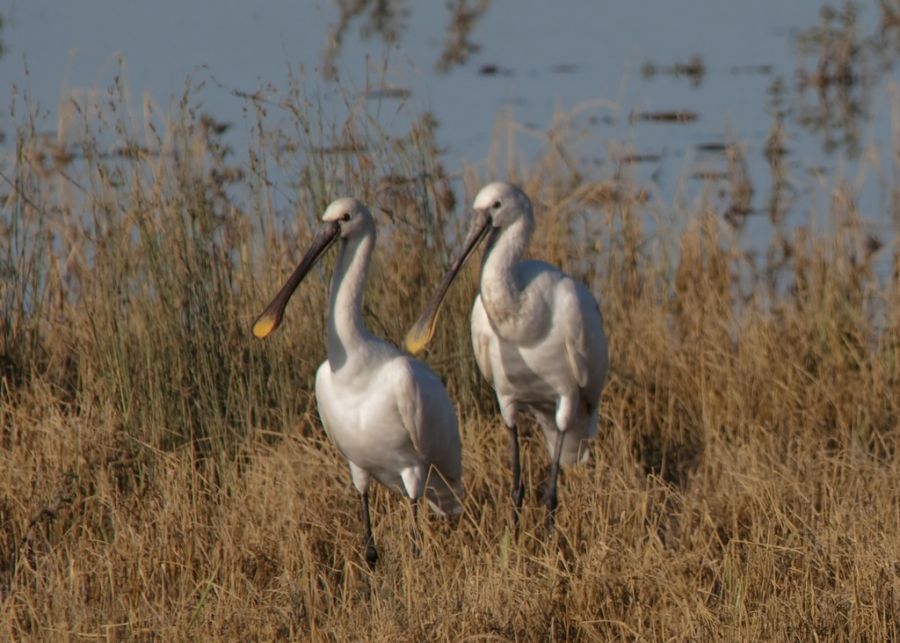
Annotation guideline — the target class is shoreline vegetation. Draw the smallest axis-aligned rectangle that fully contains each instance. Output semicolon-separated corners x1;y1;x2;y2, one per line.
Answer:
1;68;899;639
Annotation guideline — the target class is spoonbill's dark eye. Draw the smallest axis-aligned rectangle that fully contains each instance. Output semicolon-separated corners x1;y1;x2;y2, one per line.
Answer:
492;200;502;209
341;212;351;222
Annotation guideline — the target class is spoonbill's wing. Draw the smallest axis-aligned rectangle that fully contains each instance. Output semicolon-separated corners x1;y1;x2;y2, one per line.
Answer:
389;358;446;459
391;359;428;459
558;278;592;390
392;357;462;473
470;297;495;387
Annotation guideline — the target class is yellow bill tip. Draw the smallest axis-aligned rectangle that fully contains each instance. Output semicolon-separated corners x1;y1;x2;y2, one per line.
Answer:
252;315;277;339
404;317;437;355
404;334;428;355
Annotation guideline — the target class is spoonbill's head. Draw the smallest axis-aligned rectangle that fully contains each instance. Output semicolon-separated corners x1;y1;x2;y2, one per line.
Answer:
473;181;533;230
404;182;533;354
252;197;372;338
322;197;375;239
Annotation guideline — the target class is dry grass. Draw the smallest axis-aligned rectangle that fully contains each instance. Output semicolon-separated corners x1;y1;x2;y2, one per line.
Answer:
1;73;900;641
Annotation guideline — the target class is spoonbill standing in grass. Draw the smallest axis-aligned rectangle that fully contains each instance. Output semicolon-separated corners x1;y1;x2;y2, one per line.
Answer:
253;198;463;567
405;182;607;533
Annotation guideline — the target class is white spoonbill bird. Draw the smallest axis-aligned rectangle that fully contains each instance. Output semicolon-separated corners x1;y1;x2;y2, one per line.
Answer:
253;198;463;567
406;182;608;532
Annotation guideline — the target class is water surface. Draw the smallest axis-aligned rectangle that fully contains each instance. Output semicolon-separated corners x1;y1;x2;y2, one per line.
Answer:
2;1;898;246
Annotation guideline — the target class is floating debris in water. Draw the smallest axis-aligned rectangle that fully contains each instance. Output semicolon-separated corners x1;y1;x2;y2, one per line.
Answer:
695;142;733;153
478;63;513;76
363;86;412;100
730;64;774;75
550;63;578;74
642;55;706;86
630;110;699;124
617;153;663;164
588;115;615;126
764;143;790;158
691;169;729;181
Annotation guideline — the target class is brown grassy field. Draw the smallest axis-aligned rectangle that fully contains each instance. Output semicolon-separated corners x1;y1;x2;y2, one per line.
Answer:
2;79;900;641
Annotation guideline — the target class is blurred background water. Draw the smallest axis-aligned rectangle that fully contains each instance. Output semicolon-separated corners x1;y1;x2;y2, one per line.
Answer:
1;0;899;247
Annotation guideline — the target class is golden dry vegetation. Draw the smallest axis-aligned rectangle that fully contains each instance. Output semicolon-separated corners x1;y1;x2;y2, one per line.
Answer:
1;76;900;641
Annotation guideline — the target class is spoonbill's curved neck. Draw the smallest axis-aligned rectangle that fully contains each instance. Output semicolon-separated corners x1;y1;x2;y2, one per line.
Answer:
327;228;376;368
480;215;533;310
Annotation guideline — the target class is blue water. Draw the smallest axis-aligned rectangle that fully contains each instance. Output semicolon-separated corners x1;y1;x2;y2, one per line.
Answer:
2;0;897;247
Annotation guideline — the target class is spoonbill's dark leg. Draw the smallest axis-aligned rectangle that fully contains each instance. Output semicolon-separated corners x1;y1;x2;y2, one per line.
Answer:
408;497;422;558
507;424;526;533
543;430;566;535
360;491;378;568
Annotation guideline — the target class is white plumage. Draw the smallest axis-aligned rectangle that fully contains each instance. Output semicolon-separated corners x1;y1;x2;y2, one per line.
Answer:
471;259;607;466
406;182;607;531
254;198;463;566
